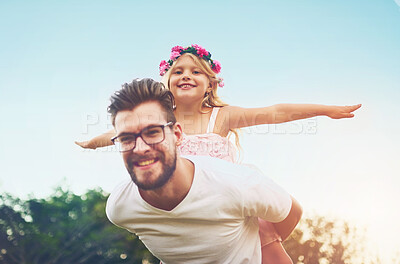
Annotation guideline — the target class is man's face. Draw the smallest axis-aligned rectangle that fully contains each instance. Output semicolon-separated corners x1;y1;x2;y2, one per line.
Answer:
114;101;179;190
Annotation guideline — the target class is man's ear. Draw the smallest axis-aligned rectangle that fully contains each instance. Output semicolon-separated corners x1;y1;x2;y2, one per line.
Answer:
174;122;183;146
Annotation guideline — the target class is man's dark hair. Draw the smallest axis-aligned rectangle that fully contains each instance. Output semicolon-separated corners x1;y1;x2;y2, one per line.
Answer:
108;78;176;126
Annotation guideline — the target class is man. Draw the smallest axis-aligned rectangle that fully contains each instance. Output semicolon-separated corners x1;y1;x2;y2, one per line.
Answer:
106;78;302;264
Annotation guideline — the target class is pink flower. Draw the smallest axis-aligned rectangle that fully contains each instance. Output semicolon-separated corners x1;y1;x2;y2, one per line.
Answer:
160;60;168;67
191;44;208;58
217;77;224;88
159;60;169;76
191;44;202;50
171;46;183;52
212;60;221;74
170;51;181;60
160;45;223;77
197;48;209;58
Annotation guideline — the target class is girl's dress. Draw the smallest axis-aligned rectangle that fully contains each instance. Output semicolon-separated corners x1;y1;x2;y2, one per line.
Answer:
178;107;282;247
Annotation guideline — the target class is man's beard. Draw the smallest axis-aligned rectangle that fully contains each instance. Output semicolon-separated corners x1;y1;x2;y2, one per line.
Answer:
127;150;177;190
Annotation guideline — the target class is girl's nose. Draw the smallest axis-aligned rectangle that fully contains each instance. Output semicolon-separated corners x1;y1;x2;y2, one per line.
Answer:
181;72;191;80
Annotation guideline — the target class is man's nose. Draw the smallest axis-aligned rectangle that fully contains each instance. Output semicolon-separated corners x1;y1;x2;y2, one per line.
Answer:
133;136;151;153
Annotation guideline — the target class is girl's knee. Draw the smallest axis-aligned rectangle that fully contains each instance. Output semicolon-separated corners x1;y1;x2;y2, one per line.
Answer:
261;241;293;264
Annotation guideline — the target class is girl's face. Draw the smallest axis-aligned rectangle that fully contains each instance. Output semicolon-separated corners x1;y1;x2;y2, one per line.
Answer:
169;55;211;105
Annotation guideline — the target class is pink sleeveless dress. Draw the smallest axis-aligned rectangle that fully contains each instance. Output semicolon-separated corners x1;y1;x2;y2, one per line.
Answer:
178;107;281;247
178;107;237;163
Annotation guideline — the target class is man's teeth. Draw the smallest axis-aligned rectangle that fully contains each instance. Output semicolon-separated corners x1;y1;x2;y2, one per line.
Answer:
138;159;156;166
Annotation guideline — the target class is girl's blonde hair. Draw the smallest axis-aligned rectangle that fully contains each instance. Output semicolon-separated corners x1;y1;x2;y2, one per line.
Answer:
161;53;241;152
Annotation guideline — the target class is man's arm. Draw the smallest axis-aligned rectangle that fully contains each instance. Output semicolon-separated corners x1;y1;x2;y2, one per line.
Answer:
273;196;302;241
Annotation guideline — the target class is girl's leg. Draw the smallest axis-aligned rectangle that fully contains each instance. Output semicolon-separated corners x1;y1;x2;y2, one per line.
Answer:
258;218;293;264
261;241;293;264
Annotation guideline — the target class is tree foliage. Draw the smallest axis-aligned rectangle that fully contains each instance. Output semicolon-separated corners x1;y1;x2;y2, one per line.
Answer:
283;215;385;264
0;188;157;264
0;188;392;264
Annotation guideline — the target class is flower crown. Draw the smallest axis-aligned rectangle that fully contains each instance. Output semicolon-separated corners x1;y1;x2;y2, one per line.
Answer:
159;44;224;87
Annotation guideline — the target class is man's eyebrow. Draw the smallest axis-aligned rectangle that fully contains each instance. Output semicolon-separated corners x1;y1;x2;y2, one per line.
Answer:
116;132;137;137
116;123;165;137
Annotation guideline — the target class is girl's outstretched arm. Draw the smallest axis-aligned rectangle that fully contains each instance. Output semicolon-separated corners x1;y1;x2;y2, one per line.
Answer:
219;104;362;130
75;129;115;149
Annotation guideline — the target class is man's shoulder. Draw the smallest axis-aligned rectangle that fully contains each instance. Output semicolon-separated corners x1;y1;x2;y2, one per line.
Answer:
105;178;139;226
109;178;134;195
106;179;135;211
183;155;226;165
184;155;238;172
183;155;261;181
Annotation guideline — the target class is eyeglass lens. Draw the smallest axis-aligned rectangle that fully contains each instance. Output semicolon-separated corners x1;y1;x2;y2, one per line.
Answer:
116;126;165;152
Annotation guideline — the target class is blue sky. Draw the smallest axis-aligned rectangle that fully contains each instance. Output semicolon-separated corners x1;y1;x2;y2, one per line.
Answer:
1;0;400;260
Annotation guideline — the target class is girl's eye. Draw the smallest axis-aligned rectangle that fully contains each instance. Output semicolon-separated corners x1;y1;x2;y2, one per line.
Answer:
193;70;201;74
173;70;182;74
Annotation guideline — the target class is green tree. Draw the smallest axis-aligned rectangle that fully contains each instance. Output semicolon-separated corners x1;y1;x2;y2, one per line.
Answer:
2;187;395;264
0;188;157;264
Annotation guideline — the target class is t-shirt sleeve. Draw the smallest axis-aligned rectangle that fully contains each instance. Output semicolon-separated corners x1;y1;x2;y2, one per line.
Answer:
105;179;135;231
240;167;292;223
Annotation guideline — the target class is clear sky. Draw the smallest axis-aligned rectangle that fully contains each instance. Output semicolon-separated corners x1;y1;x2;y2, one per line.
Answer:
1;0;400;261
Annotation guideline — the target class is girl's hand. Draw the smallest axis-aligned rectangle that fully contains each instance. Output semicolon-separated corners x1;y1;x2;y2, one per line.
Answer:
75;140;97;149
326;104;362;119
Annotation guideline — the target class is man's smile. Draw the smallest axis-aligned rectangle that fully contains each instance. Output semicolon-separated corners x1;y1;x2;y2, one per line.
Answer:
135;158;159;167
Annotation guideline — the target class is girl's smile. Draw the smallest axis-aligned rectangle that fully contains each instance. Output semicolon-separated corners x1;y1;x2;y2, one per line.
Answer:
178;83;196;90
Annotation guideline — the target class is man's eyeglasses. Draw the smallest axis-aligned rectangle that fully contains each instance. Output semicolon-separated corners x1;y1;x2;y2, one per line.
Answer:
111;122;174;152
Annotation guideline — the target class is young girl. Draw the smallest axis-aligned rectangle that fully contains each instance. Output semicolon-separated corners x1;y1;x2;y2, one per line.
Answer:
76;44;361;263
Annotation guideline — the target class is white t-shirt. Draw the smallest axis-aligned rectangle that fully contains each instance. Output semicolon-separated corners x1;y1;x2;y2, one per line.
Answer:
106;156;292;264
